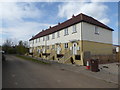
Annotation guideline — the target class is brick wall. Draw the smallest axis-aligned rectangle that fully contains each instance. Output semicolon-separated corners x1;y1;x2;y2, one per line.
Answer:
91;54;118;64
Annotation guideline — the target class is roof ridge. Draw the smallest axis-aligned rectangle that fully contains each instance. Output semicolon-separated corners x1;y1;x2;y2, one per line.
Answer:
29;13;113;41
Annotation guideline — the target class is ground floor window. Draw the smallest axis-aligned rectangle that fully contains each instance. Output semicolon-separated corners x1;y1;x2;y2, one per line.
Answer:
75;55;81;60
64;43;68;48
47;46;49;49
57;54;64;58
52;45;55;49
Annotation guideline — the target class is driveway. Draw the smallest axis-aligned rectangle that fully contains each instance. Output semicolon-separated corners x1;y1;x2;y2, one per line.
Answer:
2;55;118;88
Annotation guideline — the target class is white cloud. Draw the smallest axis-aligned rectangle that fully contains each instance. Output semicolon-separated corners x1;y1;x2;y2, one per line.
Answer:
0;0;119;2
1;21;54;44
91;0;119;2
0;2;41;22
0;2;52;45
58;2;110;25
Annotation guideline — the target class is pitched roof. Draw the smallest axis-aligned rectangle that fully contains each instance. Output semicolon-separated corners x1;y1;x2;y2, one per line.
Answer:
29;13;113;41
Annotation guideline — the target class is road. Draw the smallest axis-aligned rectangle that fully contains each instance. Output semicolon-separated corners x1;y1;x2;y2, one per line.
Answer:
2;55;118;88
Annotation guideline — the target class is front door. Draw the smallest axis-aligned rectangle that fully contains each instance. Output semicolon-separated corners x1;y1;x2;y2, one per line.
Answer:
73;43;77;55
57;45;61;54
42;47;45;53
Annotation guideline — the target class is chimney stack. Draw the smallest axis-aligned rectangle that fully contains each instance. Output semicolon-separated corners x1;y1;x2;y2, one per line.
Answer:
58;22;60;25
72;14;75;18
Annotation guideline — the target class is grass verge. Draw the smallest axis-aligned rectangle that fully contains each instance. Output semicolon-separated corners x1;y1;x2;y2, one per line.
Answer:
15;55;49;64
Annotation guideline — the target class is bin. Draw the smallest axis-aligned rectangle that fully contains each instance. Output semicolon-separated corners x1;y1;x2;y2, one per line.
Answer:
90;59;99;72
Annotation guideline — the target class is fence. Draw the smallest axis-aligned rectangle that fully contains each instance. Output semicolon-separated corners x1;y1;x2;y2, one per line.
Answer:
91;54;119;64
84;47;120;64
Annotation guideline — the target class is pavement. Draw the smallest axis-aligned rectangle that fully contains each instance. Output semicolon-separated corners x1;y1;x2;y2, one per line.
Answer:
33;56;119;85
2;55;118;88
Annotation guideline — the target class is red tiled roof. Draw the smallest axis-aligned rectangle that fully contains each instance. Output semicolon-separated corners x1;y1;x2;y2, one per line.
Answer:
29;13;113;41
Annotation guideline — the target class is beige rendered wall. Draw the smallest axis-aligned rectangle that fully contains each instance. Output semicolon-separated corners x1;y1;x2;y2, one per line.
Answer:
82;40;113;55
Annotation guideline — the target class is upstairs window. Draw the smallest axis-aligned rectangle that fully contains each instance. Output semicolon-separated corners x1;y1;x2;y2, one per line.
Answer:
34;40;35;44
57;31;60;38
46;35;49;40
95;26;99;35
64;43;68;48
64;28;69;36
73;25;77;33
52;33;55;39
37;38;39;42
43;36;45;41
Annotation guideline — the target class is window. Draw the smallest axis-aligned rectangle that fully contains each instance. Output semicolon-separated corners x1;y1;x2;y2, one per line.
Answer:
43;36;45;41
36;39;37;43
33;40;35;44
33;40;34;44
75;55;81;60
39;38;40;42
64;43;68;48
64;28;69;35
46;35;49;40
73;25;77;33
47;46;49;49
37;38;39;42
57;31;60;38
52;45;55;49
95;26;99;35
52;33;55;39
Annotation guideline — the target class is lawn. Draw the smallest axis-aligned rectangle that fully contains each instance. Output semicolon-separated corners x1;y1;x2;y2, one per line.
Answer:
16;55;50;64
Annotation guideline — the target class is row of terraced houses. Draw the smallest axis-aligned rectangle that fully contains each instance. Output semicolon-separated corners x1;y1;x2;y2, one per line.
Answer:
29;13;114;65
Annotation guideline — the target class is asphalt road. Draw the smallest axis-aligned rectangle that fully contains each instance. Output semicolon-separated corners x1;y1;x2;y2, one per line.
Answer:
2;55;118;88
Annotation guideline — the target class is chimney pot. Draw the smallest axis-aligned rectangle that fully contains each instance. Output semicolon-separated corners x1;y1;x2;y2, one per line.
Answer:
72;14;75;18
58;22;60;25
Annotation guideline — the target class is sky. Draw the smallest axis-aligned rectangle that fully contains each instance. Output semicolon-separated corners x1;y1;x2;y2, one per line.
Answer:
0;0;119;45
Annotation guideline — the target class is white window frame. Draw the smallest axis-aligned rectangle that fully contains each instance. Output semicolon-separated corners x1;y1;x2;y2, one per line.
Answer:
52;33;55;39
73;25;77;33
57;31;60;38
46;35;49;40
47;46;49;49
43;36;45;41
64;28;69;36
52;45;55;49
64;43;68;48
95;26;99;35
37;38;39;42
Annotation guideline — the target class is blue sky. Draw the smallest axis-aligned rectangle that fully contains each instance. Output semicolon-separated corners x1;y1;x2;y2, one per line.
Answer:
0;1;118;45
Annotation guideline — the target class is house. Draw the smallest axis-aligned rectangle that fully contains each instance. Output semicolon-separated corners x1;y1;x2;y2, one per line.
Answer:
29;13;114;65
